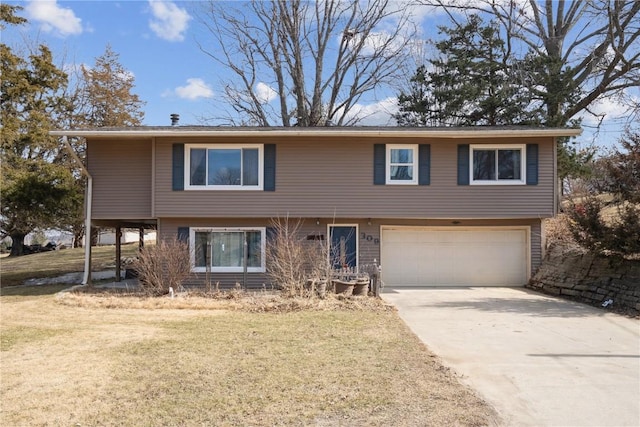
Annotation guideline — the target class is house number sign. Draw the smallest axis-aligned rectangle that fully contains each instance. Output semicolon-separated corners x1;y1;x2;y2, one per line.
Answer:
360;232;379;245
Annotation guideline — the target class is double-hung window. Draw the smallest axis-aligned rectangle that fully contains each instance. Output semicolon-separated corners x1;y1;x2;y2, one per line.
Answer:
386;145;418;184
186;144;263;190
470;144;525;185
190;228;265;273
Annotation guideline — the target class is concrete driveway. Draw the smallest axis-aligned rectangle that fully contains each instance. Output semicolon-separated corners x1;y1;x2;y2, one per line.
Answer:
382;287;640;427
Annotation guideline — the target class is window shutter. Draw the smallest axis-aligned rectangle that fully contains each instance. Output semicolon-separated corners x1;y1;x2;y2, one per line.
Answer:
177;227;189;244
264;144;276;191
457;144;470;185
373;144;385;185
418;144;431;185
265;226;277;252
172;143;185;191
526;144;539;185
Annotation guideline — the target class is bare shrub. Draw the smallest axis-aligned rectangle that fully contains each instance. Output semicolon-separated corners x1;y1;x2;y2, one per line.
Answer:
132;238;192;296
543;214;577;250
265;217;312;297
265;217;373;298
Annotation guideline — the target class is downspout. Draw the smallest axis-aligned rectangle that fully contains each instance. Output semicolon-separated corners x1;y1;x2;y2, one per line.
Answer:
61;136;93;285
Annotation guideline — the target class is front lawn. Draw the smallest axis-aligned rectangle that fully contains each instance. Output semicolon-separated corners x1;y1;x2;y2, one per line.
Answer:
0;285;497;426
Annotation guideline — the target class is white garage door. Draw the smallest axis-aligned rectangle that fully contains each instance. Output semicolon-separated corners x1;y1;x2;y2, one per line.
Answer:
381;227;529;286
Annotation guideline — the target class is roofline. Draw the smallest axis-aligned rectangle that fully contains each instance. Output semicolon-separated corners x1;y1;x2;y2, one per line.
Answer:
49;127;582;139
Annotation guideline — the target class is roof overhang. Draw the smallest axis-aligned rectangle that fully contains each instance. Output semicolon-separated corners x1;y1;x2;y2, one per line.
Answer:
50;127;582;139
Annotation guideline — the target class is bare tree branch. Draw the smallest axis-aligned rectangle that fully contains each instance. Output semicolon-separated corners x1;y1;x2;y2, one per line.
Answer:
195;0;415;126
419;0;640;127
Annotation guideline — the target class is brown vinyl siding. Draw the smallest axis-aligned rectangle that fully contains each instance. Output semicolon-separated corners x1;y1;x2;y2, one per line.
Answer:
160;217;542;288
87;139;152;219
153;136;555;219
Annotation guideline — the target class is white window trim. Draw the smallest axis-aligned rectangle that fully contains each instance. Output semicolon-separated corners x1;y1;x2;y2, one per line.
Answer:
184;144;264;191
470;144;526;186
386;144;418;185
189;227;266;273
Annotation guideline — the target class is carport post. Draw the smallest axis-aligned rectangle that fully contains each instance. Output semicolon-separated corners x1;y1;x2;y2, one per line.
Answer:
115;226;122;282
139;227;144;249
60;136;93;286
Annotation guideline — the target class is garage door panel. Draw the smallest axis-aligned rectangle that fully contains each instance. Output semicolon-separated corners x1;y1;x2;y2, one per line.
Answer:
381;228;528;286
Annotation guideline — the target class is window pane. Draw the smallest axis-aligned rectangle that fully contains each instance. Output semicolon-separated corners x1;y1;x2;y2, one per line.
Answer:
247;231;262;268
194;232;209;267
390;148;412;163
390;166;413;181
212;232;243;267
208;149;241;185
498;149;521;180
190;149;206;185
473;150;496;180
242;148;259;186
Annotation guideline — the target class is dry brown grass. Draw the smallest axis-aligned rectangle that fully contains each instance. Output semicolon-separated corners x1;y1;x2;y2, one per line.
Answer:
0;244;139;287
1;285;498;426
59;287;392;313
543;214;579;250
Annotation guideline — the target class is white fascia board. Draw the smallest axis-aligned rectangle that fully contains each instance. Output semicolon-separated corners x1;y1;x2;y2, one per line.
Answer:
49;128;582;139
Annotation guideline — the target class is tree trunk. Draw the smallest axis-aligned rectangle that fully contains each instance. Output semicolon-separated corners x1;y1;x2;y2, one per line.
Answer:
73;227;84;248
90;227;98;247
9;233;26;257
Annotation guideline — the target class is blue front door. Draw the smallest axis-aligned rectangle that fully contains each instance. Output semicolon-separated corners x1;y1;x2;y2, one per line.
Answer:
329;225;357;269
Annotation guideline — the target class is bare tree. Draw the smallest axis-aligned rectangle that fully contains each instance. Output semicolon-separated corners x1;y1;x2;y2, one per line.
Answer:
418;0;640;128
195;0;414;126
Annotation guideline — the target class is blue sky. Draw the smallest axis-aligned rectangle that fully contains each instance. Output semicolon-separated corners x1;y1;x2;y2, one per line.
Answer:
3;0;636;149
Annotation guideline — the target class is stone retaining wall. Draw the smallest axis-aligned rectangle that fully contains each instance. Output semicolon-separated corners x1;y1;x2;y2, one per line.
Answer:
527;244;640;313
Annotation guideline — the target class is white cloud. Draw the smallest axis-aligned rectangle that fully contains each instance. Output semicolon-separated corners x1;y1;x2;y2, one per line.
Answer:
342;97;399;126
148;0;191;42
255;82;277;104
25;0;83;37
170;78;214;100
578;95;636;127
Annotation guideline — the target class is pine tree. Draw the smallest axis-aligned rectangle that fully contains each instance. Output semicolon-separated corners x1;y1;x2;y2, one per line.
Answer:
396;15;538;127
0;5;81;256
76;45;145;127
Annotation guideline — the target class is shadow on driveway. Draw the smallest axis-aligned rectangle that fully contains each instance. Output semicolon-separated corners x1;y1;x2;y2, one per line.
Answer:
382;286;640;427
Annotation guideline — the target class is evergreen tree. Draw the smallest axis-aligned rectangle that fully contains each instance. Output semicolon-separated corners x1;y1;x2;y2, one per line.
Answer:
395;65;442;127
60;45;146;247
0;5;81;256
396;15;537;127
76;44;145;127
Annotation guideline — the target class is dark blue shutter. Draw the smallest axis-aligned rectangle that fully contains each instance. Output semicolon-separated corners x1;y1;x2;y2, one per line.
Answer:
177;227;189;243
373;144;385;185
457;144;470;185
266;226;277;242
264;144;276;191
172;143;184;191
526;144;539;185
418;144;431;185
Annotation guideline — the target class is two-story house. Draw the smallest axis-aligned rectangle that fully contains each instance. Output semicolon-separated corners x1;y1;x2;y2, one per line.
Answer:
52;126;581;288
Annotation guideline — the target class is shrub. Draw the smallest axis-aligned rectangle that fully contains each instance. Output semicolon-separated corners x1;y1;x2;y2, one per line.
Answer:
565;129;640;256
266;217;333;298
131;238;192;296
567;198;640;255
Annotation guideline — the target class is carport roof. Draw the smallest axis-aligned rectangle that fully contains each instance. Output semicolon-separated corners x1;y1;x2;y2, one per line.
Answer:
50;126;582;139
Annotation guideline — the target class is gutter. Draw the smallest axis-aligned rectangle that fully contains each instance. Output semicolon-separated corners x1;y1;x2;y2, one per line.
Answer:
50;127;583;139
61;136;93;285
